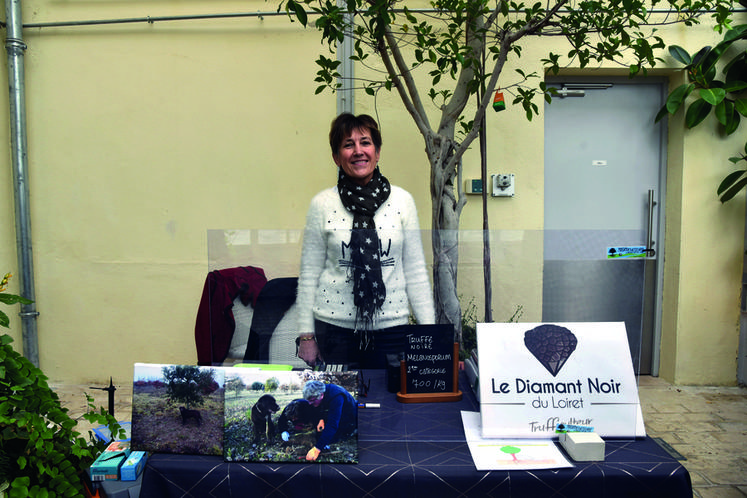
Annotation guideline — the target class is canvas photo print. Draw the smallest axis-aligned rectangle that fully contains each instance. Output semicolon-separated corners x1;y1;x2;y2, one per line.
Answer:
131;363;225;456
223;368;359;463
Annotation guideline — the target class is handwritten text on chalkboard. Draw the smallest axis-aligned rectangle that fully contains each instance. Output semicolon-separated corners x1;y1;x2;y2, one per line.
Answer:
403;325;454;393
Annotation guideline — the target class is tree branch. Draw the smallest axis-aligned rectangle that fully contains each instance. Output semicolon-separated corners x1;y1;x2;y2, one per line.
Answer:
451;0;569;164
506;0;569;44
438;15;484;136
381;25;433;134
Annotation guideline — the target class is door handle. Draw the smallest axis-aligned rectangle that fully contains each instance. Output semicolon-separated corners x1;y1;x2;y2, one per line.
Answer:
646;189;657;258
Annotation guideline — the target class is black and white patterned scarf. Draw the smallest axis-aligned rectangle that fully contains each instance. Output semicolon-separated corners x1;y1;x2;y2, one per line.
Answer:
337;167;391;332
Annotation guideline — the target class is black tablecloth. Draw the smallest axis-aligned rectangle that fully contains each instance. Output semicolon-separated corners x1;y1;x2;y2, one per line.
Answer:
140;371;691;498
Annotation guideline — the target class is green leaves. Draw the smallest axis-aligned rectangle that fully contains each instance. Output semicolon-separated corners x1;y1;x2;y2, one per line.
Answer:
735;98;747;117
0;293;31;306
281;0;309;26
0;298;33;328
668;83;693;112
512;87;540;121
284;0;741;212
0;333;122;496
659;24;747;201
0;272;32;329
718;165;747;203
715;99;739;133
717;140;747;202
685;98;712;128
0;292;32;328
313;54;341;94
700;87;726;105
669;45;692;65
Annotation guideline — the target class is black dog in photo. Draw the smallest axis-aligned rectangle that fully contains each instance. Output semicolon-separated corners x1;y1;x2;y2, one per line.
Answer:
251;394;280;443
277;399;319;435
179;406;202;426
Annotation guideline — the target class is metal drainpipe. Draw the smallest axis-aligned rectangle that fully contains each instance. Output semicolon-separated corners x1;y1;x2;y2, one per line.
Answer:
336;0;354;115
5;0;39;366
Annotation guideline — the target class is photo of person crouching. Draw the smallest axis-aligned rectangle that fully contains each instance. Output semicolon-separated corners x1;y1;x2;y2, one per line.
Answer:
302;380;358;462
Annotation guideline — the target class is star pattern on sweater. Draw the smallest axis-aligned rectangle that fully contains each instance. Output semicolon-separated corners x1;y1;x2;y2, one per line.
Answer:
335;167;395;330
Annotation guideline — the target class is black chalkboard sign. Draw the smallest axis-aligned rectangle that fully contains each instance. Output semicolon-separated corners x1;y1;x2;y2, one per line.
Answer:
396;324;462;403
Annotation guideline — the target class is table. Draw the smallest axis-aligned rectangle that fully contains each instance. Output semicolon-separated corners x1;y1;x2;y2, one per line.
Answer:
140;371;691;498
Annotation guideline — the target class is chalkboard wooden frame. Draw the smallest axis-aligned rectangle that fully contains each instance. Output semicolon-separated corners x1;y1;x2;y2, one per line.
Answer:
396;341;463;403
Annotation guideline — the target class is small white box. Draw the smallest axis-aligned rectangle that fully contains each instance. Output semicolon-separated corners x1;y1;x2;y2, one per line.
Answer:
558;432;605;461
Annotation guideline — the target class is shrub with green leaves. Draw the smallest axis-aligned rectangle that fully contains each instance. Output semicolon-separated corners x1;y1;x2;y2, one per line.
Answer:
0;334;124;497
657;25;747;202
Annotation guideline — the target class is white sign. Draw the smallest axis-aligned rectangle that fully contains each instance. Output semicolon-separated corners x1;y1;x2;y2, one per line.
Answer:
477;322;644;438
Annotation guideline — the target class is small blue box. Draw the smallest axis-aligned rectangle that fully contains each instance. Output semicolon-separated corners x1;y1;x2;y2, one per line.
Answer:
120;451;148;481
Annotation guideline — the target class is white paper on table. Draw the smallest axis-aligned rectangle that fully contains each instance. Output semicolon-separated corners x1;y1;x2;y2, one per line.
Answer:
461;411;573;471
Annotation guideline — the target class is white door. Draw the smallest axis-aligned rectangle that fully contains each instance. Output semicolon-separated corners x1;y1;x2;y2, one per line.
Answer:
543;77;666;375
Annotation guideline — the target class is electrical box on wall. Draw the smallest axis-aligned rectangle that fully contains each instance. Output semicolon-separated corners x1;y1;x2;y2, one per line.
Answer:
465;179;483;194
492;174;515;197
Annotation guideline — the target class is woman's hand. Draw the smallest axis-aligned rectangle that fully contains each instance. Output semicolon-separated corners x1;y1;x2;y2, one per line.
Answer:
297;336;323;367
306;447;321;461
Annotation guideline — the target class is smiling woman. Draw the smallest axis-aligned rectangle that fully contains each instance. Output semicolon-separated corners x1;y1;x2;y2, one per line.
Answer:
332;119;381;185
294;113;438;370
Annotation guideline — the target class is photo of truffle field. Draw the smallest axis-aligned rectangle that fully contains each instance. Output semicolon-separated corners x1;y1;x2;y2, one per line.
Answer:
131;364;225;456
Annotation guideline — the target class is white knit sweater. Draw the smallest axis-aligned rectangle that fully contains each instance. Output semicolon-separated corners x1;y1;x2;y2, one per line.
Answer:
296;185;436;334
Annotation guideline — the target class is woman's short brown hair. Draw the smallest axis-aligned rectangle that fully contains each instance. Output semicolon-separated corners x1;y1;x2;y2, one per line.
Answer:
329;113;382;155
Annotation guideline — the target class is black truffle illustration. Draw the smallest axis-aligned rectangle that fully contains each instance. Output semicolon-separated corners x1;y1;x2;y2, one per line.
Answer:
524;324;578;377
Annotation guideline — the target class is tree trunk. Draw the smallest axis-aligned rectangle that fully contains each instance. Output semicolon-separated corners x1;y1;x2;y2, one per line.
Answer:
479;97;493;324
426;132;465;346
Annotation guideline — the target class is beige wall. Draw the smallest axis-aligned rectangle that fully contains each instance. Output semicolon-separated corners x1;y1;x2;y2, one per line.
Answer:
657;22;747;384
669;110;745;384
3;1;337;383
1;1;744;386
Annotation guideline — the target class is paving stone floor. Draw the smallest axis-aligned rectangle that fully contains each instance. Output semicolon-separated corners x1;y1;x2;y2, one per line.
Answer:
637;376;747;498
51;375;747;497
